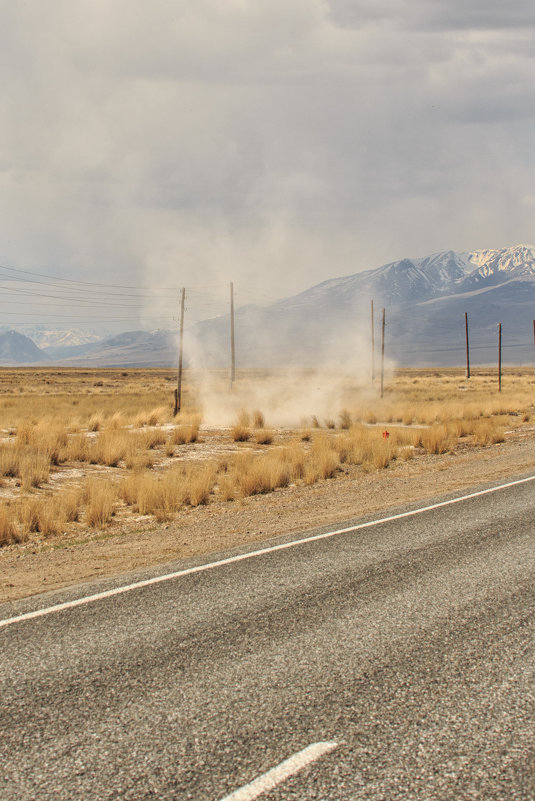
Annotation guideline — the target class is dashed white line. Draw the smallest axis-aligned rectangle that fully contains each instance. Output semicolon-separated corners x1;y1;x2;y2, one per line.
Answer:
218;741;339;801
1;474;534;630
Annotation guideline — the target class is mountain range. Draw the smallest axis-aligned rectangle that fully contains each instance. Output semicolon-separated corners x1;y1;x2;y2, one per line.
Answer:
1;244;534;368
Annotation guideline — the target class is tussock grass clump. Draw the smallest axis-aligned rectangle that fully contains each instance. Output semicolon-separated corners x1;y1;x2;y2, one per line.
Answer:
173;415;200;445
0;443;20;478
231;424;251;442
419;424;456;454
121;462;216;519
146;406;167;426
106;412;126;430
304;435;339;484
186;462;217;506
255;429;274;445
236;453;291;497
339;409;352;429
61;487;85;523
84;478;118;527
16;496;65;537
16;421;68;466
0;504;19;546
279;441;306;480
252;409;265;429
89;430;131;467
60;433;89;462
142;430;167;450
237;409;251;427
472;419;506;446
20;451;51;490
88;413;104;432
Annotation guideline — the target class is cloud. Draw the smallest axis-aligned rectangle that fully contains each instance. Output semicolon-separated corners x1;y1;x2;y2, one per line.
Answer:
0;1;534;331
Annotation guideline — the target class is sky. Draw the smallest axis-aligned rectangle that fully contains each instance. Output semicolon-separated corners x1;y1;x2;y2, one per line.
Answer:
0;0;534;332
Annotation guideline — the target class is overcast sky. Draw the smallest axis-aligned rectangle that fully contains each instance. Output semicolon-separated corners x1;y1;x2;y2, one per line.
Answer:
1;0;534;329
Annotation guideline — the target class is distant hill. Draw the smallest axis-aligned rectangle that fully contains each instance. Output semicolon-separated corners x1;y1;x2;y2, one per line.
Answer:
1;245;534;368
0;331;47;364
55;330;179;367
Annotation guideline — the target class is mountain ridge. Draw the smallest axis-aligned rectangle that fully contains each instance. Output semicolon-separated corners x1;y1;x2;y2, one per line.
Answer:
1;244;534;367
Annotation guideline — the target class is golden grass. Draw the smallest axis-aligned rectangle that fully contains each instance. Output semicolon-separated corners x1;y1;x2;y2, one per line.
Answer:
339;409;352;429
19;451;51;490
252;409;265;428
304;435;340;484
84;478;118;527
172;415;200;445
120;462;216;519
0;366;532;547
0;504;19;545
255;429;274;445
231;423;251;442
89;430;131;467
418;424;457;455
235;453;291;497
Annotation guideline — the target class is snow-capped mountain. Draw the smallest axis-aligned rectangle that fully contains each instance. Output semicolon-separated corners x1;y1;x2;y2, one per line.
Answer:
462;245;535;289
1;245;533;366
23;327;104;349
187;244;535;367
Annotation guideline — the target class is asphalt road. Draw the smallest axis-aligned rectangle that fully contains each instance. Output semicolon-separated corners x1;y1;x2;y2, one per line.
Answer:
1;474;534;800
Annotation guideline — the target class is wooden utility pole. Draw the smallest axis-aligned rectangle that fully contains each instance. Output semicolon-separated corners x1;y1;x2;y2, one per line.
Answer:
498;322;502;393
380;307;385;399
174;287;185;416
230;281;236;387
371;299;375;383
464;312;470;379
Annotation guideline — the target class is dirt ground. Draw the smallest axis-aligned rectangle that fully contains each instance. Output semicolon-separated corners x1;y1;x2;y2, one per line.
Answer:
1;427;533;604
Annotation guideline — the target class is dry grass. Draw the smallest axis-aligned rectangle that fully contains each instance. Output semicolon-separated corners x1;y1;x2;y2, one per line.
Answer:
84;478;118;527
235;453;291;497
252;409;265;428
172;415;200;445
0;366;532;548
231;423;251;442
0;504;18;545
120;462;216;519
472;419;506;446
418;424;457;455
89;431;131;467
304;435;340;484
339;409;352;429
255;429;274;445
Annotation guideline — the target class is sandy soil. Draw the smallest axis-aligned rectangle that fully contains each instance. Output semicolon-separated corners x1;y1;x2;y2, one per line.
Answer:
1;429;533;604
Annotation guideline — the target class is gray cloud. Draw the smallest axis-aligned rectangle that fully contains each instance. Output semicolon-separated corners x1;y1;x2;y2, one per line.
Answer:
0;1;534;331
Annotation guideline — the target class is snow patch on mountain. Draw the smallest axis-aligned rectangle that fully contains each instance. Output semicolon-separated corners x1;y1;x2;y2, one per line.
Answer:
464;245;535;287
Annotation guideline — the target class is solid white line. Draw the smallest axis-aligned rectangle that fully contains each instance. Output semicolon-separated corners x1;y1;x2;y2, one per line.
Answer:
1;473;534;630
218;741;338;801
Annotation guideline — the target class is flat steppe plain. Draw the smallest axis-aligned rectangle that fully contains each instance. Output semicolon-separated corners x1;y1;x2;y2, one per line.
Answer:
0;366;533;603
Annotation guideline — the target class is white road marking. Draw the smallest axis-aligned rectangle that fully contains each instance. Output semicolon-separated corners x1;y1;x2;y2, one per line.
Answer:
1;474;534;630
218;741;338;801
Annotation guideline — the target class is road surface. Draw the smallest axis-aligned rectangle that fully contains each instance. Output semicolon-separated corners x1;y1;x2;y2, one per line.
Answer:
1;474;534;800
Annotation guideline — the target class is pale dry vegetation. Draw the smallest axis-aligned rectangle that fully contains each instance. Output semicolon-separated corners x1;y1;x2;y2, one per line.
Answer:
0;366;532;548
